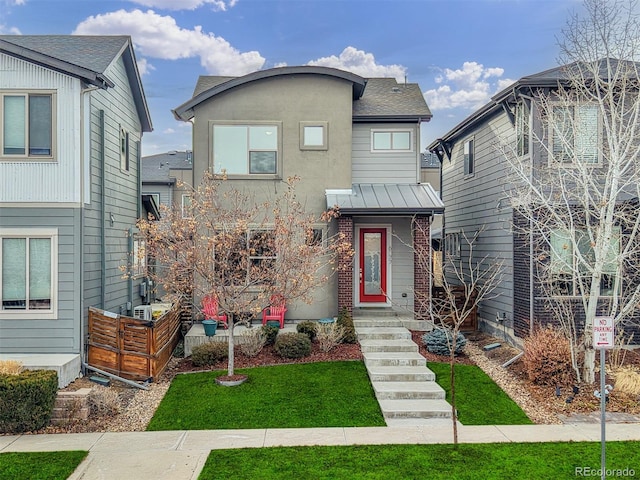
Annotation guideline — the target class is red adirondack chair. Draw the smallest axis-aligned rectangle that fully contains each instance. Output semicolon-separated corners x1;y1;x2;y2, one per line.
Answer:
262;295;287;328
202;294;228;329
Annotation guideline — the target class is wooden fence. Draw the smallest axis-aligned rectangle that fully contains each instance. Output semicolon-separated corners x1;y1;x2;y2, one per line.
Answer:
87;303;181;382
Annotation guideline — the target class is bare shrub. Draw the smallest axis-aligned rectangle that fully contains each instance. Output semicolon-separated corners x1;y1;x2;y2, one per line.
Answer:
240;327;267;357
609;330;635;370
316;322;345;353
89;386;121;416
0;360;23;376
523;325;576;386
612;366;640;396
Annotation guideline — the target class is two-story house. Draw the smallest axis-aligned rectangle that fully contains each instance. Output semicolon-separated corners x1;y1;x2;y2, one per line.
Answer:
141;150;193;215
428;61;640;347
0;35;153;386
172;66;443;321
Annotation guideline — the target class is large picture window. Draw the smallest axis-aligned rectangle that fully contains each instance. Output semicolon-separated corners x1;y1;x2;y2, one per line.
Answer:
1;92;54;159
213;124;279;175
213;228;276;286
549;228;619;296
550;104;599;164
0;229;57;316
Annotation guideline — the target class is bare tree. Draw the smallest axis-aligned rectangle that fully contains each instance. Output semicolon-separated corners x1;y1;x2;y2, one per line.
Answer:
503;0;640;383
414;222;503;445
138;172;352;379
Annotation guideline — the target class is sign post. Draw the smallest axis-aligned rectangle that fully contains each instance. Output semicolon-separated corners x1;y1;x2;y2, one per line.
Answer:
593;316;614;480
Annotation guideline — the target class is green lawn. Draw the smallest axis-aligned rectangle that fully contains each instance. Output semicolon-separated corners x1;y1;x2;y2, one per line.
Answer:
428;362;533;425
147;361;386;430
198;442;640;480
0;451;88;480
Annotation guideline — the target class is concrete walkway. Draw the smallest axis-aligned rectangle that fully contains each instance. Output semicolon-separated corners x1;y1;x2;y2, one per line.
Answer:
2;424;640;479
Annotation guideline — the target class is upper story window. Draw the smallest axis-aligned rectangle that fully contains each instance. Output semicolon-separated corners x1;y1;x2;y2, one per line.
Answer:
213;124;279;175
516;100;530;157
300;122;328;150
181;194;192;218
463;138;474;176
120;127;130;171
1;91;54;160
0;228;58;318
371;130;412;152
550;104;599;164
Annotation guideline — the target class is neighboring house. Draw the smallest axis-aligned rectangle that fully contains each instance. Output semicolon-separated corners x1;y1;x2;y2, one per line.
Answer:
0;35;153;386
428;62;639;346
141;150;194;215
172;66;443;321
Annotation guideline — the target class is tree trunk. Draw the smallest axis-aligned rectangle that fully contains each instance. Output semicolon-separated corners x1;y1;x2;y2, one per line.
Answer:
227;314;235;377
583;348;595;384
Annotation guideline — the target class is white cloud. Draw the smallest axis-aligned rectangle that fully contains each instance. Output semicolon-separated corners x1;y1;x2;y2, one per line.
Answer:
163;127;176;134
307;47;407;82
73;9;264;75
424;61;511;111
0;24;21;34
129;0;238;11
136;57;155;76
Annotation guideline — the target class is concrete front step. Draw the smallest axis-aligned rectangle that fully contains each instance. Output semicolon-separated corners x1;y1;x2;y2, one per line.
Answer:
366;365;435;382
363;351;426;367
353;319;404;328
359;339;418;353
401;319;435;332
372;381;446;400
379;399;452;419
356;327;411;341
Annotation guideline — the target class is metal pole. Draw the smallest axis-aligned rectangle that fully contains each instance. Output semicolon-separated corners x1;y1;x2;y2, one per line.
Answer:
600;347;606;480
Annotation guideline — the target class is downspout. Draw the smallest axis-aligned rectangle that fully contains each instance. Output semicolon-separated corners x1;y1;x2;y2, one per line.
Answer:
128;227;134;316
99;110;106;308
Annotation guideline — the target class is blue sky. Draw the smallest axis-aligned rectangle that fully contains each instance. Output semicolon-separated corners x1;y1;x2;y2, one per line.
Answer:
1;0;583;156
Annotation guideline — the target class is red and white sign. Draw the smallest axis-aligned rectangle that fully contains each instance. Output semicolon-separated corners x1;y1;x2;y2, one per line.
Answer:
593;316;615;349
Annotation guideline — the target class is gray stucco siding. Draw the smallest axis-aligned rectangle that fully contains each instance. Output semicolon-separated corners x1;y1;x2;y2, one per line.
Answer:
0;207;81;354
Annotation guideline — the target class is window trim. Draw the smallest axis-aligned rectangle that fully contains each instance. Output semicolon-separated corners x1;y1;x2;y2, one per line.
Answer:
548;103;601;165
300;122;328;150
548;227;620;297
516;100;530;157
463;137;475;176
0;228;58;319
120;126;130;172
211;121;282;178
1;90;56;162
370;129;413;153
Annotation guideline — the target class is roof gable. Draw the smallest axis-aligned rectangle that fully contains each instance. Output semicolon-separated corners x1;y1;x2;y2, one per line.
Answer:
0;35;152;132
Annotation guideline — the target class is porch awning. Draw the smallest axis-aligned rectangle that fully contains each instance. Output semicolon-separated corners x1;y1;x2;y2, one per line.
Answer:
325;183;444;216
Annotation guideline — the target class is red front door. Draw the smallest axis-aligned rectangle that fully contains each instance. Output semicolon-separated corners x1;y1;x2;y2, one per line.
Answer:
359;228;387;303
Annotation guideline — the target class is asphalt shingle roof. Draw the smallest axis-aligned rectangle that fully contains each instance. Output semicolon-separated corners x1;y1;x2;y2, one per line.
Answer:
142;151;193;183
0;35;128;74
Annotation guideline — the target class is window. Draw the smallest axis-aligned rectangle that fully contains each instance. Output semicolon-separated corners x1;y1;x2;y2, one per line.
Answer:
0;229;57;317
549;228;619;296
132;237;147;278
463;138;474;175
181;195;192;218
120;127;130;171
213;124;279;175
213;229;276;286
300;122;328;150
149;193;160;207
516;101;530;157
445;232;460;260
550;104;598;164
371;130;412;152
1;92;54;159
306;227;324;247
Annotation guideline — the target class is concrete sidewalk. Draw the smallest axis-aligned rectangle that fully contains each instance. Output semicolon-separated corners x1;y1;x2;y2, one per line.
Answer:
2;423;640;480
